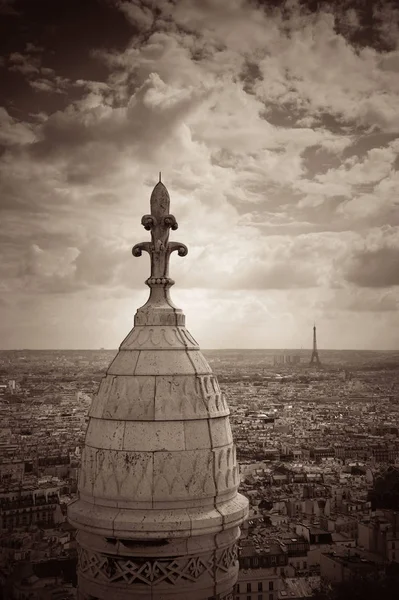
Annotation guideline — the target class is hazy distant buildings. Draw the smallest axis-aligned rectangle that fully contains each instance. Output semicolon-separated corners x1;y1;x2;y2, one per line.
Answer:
273;354;300;366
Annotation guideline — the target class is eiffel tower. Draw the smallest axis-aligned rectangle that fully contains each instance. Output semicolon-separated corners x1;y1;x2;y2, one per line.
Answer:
310;323;321;366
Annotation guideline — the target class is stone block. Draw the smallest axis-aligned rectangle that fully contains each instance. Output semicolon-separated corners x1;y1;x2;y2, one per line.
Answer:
113;508;191;535
186;506;224;535
153;450;215;501
154;376;208;420
214;526;240;549
187;351;213;374
101;375;155;421
77;447;96;497
213;445;237;494
176;327;199;348
83;448;153;503
209;417;233;448
68;499;118;534
134;306;185;327
134;350;196;375
216;494;249;528
184;420;211;450
199;375;229;415
107;350;140;375
88;377;109;418
123;421;185;451
85;418;125;450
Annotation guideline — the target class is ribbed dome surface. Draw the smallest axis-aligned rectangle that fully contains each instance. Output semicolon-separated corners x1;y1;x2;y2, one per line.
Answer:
70;319;245;538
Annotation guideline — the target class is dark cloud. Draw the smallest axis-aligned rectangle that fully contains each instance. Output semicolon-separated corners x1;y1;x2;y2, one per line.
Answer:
0;107;35;146
0;0;132;117
343;132;399;161
261;102;311;129
302;145;342;178
0;0;19;16
8;51;41;75
345;246;399;288
30;75;71;94
116;0;155;31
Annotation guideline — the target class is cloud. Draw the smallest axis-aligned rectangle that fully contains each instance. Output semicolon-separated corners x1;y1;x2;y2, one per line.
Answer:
12;237;149;296
251;8;399;132
172;229;357;292
74;237;140;288
20;243;80;294
0;108;36;146
373;2;399;49
321;143;399;187
296;138;399;218
29;71;211;168
338;176;399;224
316;286;399;312
7;46;76;97
30;75;71;95
25;43;44;53
344;246;399;288
117;0;154;31
8;52;41;75
0;0;19;16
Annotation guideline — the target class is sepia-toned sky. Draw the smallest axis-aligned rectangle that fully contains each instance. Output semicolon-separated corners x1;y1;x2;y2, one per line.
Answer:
0;0;398;350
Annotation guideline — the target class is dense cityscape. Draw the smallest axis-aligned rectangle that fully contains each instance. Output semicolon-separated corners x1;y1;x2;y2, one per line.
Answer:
1;346;398;599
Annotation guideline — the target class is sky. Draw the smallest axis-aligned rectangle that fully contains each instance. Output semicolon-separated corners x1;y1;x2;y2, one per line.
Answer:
0;0;398;351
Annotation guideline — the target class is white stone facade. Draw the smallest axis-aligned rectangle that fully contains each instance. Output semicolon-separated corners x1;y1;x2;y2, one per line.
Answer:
68;182;248;600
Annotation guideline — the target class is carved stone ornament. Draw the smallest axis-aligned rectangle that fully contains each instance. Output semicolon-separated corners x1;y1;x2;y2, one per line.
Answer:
132;175;188;293
78;544;238;586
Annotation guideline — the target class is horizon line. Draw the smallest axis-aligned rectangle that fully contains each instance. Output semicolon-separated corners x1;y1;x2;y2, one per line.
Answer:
0;348;398;353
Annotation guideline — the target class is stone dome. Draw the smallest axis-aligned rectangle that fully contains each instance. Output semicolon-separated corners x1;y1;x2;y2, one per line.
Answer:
68;180;248;600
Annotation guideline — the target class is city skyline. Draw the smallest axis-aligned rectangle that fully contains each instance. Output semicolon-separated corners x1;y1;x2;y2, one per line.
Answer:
1;0;398;351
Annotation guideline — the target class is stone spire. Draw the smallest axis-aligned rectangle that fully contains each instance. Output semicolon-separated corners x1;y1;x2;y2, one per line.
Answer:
68;180;248;600
132;181;188;324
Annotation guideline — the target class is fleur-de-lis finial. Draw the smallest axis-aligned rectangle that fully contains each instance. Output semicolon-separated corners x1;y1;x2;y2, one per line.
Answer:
132;179;188;291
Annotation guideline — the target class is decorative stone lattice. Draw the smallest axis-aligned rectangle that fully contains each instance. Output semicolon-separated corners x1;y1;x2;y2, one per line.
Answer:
78;544;238;586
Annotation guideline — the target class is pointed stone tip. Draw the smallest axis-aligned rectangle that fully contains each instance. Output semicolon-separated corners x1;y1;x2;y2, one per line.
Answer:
151;180;169;197
150;180;170;213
